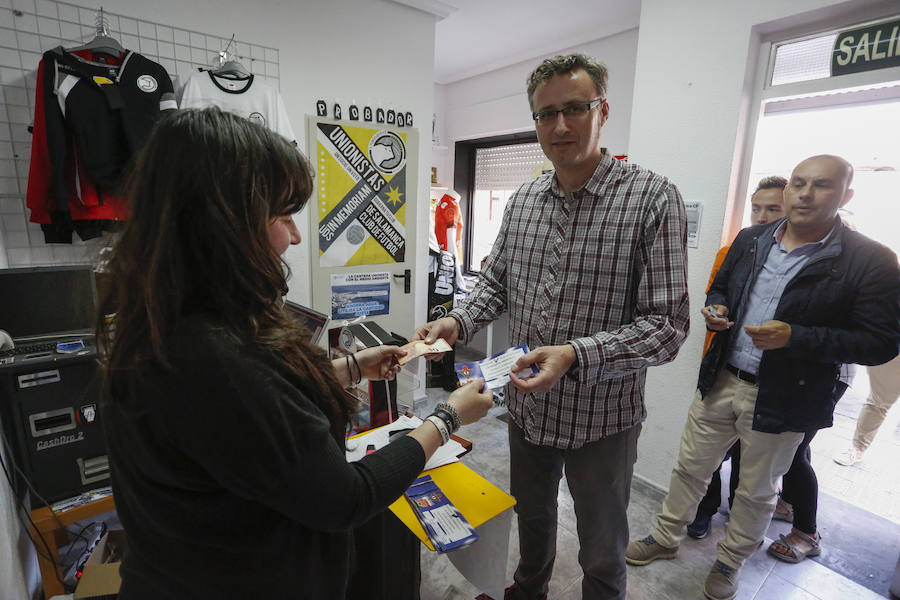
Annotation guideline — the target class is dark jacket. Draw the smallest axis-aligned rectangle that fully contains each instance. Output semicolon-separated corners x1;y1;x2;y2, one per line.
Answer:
698;218;900;433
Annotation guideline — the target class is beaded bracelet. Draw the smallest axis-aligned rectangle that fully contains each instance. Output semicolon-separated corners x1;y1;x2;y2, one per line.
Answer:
435;402;461;431
425;414;450;444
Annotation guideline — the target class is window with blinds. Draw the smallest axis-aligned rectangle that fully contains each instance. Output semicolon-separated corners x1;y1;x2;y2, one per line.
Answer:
771;33;838;86
769;15;900;87
469;142;547;271
474;143;548;189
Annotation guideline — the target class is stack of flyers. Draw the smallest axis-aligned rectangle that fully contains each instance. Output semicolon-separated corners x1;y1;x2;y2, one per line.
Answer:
405;475;478;553
455;344;539;390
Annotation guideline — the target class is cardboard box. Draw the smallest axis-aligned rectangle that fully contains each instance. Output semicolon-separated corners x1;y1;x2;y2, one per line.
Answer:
74;529;125;599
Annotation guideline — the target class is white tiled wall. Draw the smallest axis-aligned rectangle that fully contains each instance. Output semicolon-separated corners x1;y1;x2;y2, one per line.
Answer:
0;0;281;268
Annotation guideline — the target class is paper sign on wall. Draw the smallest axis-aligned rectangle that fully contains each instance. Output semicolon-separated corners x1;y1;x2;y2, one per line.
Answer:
330;272;391;319
684;200;702;249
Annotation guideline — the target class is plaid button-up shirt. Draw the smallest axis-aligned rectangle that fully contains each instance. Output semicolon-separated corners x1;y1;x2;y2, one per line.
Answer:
452;153;690;448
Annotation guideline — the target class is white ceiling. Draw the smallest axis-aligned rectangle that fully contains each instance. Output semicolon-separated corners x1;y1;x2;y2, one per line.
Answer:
433;0;642;84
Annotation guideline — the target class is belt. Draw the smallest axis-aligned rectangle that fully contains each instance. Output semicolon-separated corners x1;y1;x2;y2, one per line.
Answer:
726;363;757;385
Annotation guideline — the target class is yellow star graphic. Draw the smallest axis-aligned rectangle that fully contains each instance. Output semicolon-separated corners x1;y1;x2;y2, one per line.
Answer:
385;185;404;207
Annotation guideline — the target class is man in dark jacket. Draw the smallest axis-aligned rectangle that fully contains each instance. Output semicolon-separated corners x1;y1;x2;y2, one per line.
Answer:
625;154;900;600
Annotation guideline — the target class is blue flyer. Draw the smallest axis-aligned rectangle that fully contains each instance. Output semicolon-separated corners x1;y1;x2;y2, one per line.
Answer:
405;474;478;553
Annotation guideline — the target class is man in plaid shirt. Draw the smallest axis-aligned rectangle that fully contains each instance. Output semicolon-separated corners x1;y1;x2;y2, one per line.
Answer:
414;53;689;600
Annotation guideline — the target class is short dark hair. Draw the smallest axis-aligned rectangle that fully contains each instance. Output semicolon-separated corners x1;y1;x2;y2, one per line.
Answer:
752;175;787;197
526;53;608;110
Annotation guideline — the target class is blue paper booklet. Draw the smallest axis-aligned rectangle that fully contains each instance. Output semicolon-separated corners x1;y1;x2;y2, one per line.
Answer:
405;474;478;553
455;344;539;390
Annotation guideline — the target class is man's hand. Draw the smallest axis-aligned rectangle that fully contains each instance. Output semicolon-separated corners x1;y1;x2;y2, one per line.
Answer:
702;304;734;331
744;320;791;350
508;344;576;393
410;317;460;361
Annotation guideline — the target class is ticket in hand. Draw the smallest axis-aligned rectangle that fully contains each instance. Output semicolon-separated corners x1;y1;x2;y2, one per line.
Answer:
397;338;453;365
455;344;539;390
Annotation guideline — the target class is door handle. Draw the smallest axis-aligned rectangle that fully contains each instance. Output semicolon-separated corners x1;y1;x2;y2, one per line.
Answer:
393;269;411;294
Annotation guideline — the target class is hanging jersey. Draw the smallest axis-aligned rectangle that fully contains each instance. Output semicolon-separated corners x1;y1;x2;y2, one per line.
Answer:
434;193;463;256
180;72;295;142
26;47;176;242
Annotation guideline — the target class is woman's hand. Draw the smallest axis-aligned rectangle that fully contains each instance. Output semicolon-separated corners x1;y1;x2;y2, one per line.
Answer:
446;379;494;425
354;345;407;381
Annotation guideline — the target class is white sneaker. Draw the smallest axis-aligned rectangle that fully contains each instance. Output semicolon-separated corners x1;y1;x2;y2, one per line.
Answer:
833;446;864;466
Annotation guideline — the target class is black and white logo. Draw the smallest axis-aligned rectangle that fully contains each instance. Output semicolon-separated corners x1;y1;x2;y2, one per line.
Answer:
80;404;97;424
347;224;365;244
136;75;158;92
368;130;407;175
248;111;267;127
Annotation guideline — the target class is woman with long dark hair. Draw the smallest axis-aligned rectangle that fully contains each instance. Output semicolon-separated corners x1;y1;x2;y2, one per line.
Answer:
97;108;492;599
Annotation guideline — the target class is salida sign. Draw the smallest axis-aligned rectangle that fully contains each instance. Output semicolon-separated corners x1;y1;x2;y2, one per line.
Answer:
832;17;900;77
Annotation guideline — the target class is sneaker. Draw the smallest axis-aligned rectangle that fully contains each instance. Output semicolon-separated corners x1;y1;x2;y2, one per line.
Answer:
833;446;864;466
625;534;678;566
704;560;740;600
687;513;713;539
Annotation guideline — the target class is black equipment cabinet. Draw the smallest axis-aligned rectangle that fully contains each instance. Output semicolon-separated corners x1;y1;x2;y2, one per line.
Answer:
0;349;109;508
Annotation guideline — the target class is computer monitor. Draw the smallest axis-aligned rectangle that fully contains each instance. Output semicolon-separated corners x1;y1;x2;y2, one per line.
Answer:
284;301;330;346
0;266;97;341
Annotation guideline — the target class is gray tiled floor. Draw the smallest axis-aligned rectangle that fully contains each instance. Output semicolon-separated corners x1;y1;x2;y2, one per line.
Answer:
415;373;898;600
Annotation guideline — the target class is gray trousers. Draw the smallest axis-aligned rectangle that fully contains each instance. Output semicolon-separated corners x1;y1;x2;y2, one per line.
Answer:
508;421;641;600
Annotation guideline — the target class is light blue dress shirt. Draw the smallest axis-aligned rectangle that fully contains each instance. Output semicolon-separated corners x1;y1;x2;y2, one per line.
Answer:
728;221;840;375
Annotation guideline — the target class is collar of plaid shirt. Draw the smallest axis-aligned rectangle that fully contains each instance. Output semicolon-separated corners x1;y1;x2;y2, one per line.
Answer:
453;152;690;448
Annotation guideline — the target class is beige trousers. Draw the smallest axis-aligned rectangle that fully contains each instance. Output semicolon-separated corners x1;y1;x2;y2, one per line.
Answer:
652;369;803;569
853;354;900;452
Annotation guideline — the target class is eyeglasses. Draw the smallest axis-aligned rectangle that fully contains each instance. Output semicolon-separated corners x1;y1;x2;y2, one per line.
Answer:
532;98;605;124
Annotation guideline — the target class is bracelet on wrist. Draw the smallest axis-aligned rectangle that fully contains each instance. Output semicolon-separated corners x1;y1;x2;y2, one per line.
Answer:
344;355;354;390
425;414;450;444
349;353;362;384
435;402;461;431
432;408;458;435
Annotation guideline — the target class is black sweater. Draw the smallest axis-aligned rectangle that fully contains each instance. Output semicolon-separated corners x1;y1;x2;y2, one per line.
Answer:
102;317;426;599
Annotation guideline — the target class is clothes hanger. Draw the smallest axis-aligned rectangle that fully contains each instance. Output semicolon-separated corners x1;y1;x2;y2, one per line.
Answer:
210;35;251;80
66;8;125;58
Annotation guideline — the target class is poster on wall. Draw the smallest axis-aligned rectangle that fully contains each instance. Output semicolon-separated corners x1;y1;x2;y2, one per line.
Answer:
315;122;408;266
330;272;391;320
684;200;702;249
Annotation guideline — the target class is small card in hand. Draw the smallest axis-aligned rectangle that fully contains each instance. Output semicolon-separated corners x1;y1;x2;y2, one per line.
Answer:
455;344;538;390
405;474;478;553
